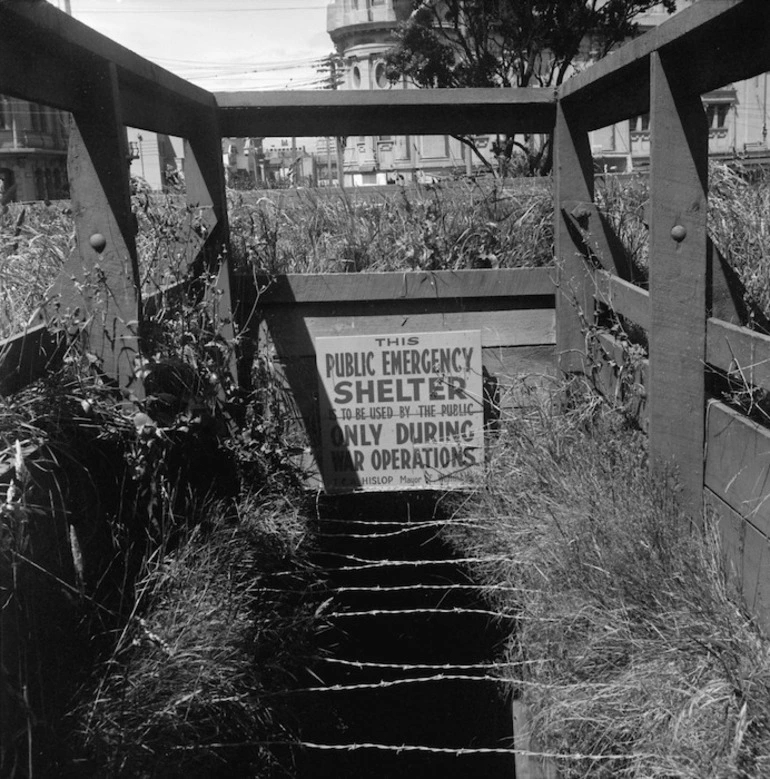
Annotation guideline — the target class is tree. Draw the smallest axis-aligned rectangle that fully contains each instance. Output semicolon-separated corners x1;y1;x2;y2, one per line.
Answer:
384;0;677;174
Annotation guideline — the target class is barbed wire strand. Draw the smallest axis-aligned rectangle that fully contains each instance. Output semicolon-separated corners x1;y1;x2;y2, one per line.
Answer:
325;607;517;619
171;739;650;760
272;675;658;695
256;583;529;594
312;517;502;527
268;674;515;694
265;556;512;576
320;658;540;670
312;552;510;565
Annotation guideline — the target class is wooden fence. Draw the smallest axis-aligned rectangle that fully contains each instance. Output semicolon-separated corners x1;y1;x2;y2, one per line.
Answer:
2;0;770;641
553;0;770;627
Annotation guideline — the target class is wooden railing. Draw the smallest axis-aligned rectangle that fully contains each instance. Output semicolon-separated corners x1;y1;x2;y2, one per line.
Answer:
0;1;231;390
2;2;770;621
553;0;770;624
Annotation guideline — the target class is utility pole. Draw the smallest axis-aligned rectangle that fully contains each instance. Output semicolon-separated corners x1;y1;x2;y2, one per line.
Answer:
317;53;346;188
763;72;768;146
330;57;345;189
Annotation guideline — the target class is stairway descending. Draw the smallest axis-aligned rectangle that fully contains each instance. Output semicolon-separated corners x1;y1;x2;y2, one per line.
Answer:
293;492;516;779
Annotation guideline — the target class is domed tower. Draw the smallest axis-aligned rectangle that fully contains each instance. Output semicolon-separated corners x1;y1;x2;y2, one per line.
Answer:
326;0;477;185
327;0;411;91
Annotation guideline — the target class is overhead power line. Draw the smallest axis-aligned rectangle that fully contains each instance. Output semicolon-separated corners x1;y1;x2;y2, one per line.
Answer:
153;55;325;68
74;5;328;13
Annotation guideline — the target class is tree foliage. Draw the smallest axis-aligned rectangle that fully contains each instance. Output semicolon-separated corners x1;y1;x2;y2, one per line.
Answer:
384;0;677;173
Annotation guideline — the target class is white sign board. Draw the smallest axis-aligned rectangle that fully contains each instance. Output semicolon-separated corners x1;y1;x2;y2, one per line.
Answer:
315;331;484;493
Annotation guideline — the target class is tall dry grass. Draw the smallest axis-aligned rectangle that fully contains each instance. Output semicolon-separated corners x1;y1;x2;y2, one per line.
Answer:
74;493;322;778
1;265;312;775
0;202;73;338
593;163;770;320
4;164;768;338
709;164;770;320
0;189;200;340
228;178;554;274
442;381;770;778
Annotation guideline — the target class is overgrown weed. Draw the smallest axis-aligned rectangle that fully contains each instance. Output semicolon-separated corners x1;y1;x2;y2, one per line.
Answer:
1;260;313;775
229;178;553;274
443;380;770;777
0;202;73;338
73;494;321;778
709;164;770;322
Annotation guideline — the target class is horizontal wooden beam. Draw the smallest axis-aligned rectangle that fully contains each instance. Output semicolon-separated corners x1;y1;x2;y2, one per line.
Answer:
251;268;555;305
559;0;770;130
706;317;770;393
262;304;555;357
595;270;651;331
216;89;556;137
705;401;770;537
0;2;215;134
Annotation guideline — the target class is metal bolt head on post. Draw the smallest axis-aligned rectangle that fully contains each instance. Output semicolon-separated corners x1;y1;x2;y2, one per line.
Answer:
670;224;687;242
89;233;107;253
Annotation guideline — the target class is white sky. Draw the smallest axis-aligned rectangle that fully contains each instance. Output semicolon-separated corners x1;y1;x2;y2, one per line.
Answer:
52;0;334;91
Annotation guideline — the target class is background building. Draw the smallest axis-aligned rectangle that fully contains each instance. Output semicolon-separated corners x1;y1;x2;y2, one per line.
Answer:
0;95;70;202
325;0;770;182
127;129;184;191
325;0;495;185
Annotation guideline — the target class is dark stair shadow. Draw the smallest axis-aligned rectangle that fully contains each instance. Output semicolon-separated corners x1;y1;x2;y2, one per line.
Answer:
291;492;516;779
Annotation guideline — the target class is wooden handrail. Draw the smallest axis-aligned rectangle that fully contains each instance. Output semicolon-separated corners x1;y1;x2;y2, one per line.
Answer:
0;2;216;137
216;88;556;137
559;0;770;129
250;269;555;305
707;318;770;394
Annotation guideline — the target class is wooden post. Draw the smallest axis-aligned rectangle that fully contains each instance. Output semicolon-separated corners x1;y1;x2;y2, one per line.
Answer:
184;111;228;263
554;102;595;376
336;136;345;189
184;110;238;381
58;60;140;386
648;51;708;520
512;698;557;779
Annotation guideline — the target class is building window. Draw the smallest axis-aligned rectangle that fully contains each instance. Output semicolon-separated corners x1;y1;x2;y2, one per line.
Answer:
0;97;7;130
29;103;49;134
352;66;361;88
0;168;14;196
718;104;730;128
630;113;650;133
705;103;731;129
34;169;45;200
375;62;388;88
30;103;40;132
